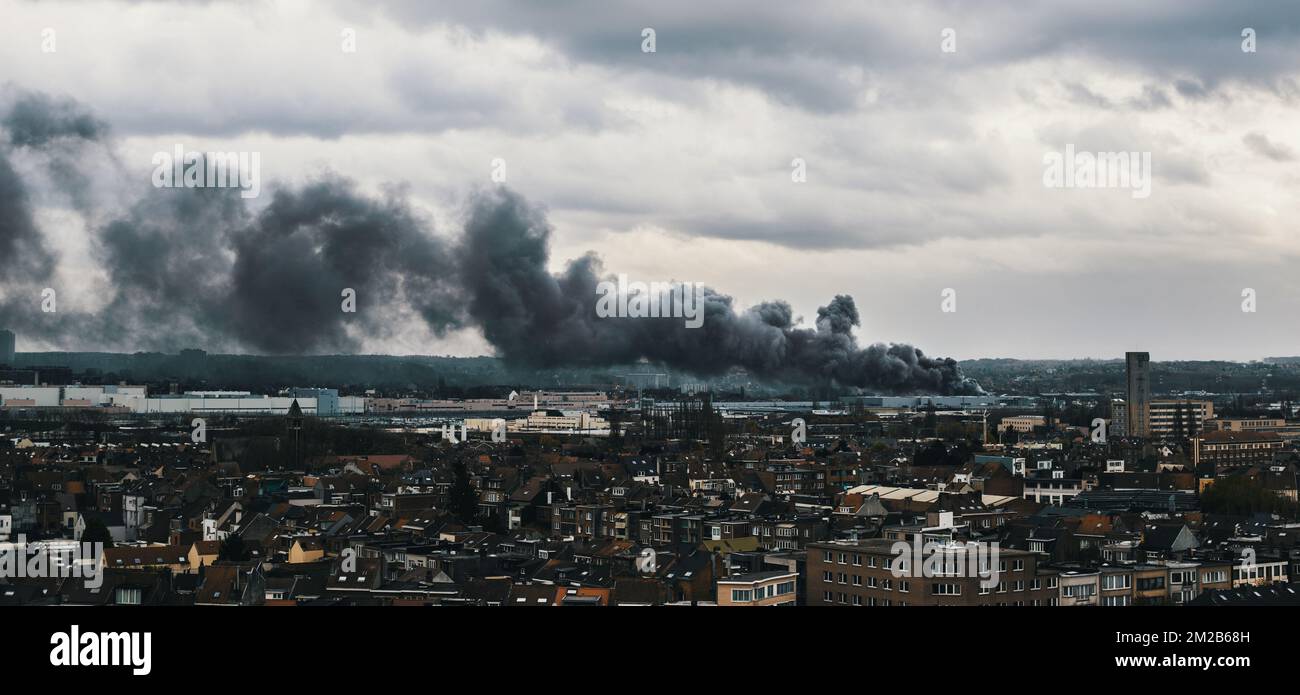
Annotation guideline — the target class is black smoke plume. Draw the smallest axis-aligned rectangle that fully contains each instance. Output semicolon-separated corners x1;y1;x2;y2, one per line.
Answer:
0;91;981;395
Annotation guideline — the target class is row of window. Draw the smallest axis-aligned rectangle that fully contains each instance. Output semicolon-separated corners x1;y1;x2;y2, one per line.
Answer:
730;581;796;602
822;550;1025;573
821;591;1063;607
821;573;1059;595
1233;565;1288;581
823;571;909;591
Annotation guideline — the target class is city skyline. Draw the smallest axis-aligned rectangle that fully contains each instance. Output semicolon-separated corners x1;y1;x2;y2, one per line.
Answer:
3;2;1298;662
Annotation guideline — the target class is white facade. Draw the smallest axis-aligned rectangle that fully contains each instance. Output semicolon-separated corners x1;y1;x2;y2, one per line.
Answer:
0;384;365;414
0;386;61;407
141;396;317;415
466;409;611;435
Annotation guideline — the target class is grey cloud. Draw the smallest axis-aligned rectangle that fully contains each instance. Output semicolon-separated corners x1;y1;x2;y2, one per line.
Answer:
1175;78;1213;101
1243;131;1296;161
1130;85;1173;110
364;0;1300;114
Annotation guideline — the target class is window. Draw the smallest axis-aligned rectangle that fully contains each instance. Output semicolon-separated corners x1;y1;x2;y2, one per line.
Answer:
931;583;961;596
1063;584;1094;598
731;589;753;602
1048;577;1058;589
1012;560;1024;571
776;581;795;595
1137;577;1165;591
1102;575;1131;591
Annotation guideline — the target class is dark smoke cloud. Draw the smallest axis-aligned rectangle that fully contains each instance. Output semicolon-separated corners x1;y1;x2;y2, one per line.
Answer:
0;91;980;394
460;189;981;394
0;90;91;341
0;153;56;283
2;89;112;215
3;92;109;147
92;177;462;354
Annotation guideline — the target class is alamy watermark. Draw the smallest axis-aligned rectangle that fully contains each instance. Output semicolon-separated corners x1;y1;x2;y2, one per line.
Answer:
595;274;704;328
50;625;151;676
152;144;261;199
890;534;1001;590
1;536;103;589
1043;144;1151;199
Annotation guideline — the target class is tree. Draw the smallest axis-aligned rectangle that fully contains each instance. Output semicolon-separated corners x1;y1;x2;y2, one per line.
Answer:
922;406;938;437
913;440;950;467
1201;475;1298;518
937;419;966;442
81;518;114;548
1001;425;1019;445
450;459;479;522
219;535;251;561
483;511;507;535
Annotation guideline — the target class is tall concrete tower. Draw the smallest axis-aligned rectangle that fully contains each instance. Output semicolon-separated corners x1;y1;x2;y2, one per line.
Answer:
0;329;15;366
1125;352;1151;437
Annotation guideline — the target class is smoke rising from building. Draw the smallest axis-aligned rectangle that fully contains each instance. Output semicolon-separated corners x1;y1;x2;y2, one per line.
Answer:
0;90;980;394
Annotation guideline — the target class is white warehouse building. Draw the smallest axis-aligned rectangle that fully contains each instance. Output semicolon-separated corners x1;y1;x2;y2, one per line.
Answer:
0;385;364;415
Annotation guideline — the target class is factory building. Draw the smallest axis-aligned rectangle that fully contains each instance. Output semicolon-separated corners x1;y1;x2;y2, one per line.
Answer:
0;384;364;415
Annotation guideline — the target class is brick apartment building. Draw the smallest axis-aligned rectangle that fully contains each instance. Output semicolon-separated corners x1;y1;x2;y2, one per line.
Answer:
807;539;1058;606
1192;431;1284;474
717;571;798;606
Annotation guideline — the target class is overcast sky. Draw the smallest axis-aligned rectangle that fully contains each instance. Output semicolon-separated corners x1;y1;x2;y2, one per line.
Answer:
3;0;1299;360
